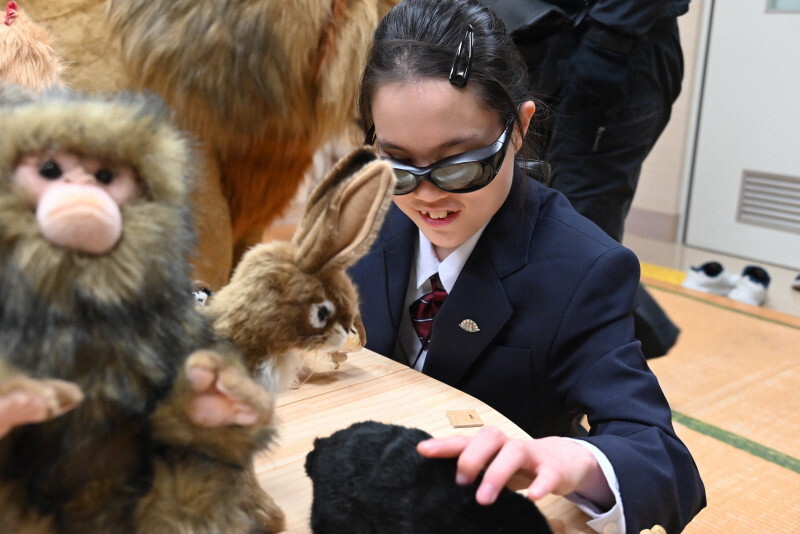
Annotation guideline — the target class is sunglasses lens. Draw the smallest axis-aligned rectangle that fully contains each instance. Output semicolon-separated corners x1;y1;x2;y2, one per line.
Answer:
393;169;418;194
432;162;489;191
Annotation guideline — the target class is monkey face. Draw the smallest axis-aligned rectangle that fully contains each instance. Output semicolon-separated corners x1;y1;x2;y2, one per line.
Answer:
0;90;197;308
13;149;141;255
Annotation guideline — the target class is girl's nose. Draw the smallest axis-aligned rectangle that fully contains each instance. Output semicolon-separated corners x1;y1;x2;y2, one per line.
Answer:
412;180;448;202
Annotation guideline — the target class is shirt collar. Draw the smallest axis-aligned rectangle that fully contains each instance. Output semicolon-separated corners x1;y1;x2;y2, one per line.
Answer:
414;224;488;294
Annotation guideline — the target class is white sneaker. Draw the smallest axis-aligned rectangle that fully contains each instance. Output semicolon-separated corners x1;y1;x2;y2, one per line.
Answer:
727;266;771;306
681;261;739;296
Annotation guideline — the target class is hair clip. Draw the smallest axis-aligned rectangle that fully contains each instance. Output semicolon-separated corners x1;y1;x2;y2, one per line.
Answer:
449;24;474;88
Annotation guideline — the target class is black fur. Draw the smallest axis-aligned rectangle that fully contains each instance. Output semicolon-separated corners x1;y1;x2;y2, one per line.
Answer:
305;421;553;534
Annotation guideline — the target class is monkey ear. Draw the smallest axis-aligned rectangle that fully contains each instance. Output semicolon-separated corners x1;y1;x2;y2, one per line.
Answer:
292;147;395;274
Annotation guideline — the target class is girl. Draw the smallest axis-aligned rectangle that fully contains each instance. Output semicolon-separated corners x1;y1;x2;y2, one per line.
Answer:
349;0;705;532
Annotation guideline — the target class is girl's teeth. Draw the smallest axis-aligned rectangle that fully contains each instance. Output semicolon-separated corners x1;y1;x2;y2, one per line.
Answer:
424;210;449;219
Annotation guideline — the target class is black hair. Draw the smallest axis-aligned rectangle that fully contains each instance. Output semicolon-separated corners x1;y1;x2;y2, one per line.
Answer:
358;0;547;179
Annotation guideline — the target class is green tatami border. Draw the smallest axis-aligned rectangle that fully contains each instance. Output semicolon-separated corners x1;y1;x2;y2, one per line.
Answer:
672;411;800;475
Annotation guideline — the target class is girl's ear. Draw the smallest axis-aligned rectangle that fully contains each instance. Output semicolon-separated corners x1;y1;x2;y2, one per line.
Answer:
292;147;395;274
514;100;536;151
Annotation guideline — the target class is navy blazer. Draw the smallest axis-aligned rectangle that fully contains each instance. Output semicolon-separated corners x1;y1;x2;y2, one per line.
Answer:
349;170;705;533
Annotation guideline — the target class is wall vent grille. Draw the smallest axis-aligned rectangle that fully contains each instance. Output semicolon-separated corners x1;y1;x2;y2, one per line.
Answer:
737;170;800;235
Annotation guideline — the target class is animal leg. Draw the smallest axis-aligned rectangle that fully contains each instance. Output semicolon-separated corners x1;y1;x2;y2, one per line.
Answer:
183;348;275;428
0;483;56;534
143;347;284;533
190;151;234;291
151;346;277;463
136;458;284;534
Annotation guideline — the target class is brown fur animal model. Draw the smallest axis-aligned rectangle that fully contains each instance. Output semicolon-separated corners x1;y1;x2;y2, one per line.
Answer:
0;1;64;90
206;147;395;391
103;0;401;290
0;87;284;533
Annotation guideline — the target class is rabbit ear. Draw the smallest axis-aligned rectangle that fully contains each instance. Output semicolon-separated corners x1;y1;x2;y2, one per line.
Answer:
292;147;395;273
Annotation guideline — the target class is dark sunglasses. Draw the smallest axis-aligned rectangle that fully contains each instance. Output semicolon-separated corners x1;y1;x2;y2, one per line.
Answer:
372;118;515;195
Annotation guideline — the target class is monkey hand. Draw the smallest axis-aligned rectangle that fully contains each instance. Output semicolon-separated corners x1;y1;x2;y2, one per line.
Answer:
185;349;274;428
150;348;277;466
0;376;83;438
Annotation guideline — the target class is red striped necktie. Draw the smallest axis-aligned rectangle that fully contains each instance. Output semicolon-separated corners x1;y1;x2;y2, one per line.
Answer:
409;273;448;352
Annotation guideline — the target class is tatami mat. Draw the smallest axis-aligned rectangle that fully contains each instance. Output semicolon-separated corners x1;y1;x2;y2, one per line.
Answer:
641;268;800;532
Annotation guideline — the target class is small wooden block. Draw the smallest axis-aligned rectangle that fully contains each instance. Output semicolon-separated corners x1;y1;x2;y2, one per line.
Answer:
446;409;484;428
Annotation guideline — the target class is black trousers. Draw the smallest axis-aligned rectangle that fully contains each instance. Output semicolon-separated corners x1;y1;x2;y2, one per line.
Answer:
520;19;684;358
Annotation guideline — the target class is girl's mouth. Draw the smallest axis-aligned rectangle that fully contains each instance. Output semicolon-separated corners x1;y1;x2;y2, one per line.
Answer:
419;209;459;224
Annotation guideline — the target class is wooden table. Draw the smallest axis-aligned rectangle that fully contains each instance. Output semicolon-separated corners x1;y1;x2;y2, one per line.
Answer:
255;349;593;533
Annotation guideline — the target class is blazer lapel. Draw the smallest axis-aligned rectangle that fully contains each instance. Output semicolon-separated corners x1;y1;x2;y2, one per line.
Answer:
353;204;415;359
380;208;416;333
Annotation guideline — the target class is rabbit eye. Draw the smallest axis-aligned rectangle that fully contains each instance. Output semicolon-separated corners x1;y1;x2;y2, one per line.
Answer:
309;300;335;329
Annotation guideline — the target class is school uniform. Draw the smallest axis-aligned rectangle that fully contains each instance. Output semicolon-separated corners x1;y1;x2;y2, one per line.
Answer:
349;168;705;533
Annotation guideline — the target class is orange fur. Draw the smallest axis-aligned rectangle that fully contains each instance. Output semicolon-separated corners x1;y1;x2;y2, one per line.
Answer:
0;2;63;90
105;0;400;288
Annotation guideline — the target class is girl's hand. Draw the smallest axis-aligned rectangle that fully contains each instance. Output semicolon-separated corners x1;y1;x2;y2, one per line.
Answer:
416;425;614;509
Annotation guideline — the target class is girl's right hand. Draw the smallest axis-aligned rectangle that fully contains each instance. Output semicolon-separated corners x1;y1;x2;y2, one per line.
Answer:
417;425;614;510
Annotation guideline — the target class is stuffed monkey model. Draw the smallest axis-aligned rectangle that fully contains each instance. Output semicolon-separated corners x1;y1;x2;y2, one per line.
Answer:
0;87;284;533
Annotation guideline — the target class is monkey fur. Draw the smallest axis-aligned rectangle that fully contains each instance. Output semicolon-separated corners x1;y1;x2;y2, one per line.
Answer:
0;87;284;533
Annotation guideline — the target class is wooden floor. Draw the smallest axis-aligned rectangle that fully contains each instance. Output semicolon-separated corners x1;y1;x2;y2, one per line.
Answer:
641;276;800;532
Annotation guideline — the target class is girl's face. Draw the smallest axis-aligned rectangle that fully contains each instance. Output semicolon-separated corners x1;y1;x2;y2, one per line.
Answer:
371;79;532;260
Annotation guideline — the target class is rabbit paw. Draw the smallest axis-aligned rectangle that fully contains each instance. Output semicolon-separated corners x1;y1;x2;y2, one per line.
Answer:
185;350;274;428
302;349;350;374
0;376;83;438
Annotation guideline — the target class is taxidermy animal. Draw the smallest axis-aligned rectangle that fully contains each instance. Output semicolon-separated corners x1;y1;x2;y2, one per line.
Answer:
304;421;554;534
102;0;401;290
205;147;395;391
0;87;284;533
0;1;64;90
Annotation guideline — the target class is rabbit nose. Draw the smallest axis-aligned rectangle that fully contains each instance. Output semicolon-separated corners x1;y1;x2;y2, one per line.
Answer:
340;326;363;352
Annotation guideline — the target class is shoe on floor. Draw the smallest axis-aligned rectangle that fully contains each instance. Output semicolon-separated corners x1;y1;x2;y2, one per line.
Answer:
681;261;739;296
793;274;800;291
727;265;771;306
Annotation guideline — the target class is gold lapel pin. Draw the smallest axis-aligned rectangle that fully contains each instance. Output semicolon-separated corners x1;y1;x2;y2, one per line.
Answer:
458;319;480;332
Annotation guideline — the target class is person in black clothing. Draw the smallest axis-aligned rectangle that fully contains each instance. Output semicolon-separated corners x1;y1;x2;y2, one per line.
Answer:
489;0;688;358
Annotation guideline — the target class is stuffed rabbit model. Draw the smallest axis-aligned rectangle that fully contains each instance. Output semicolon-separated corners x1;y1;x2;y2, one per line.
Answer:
206;148;395;390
